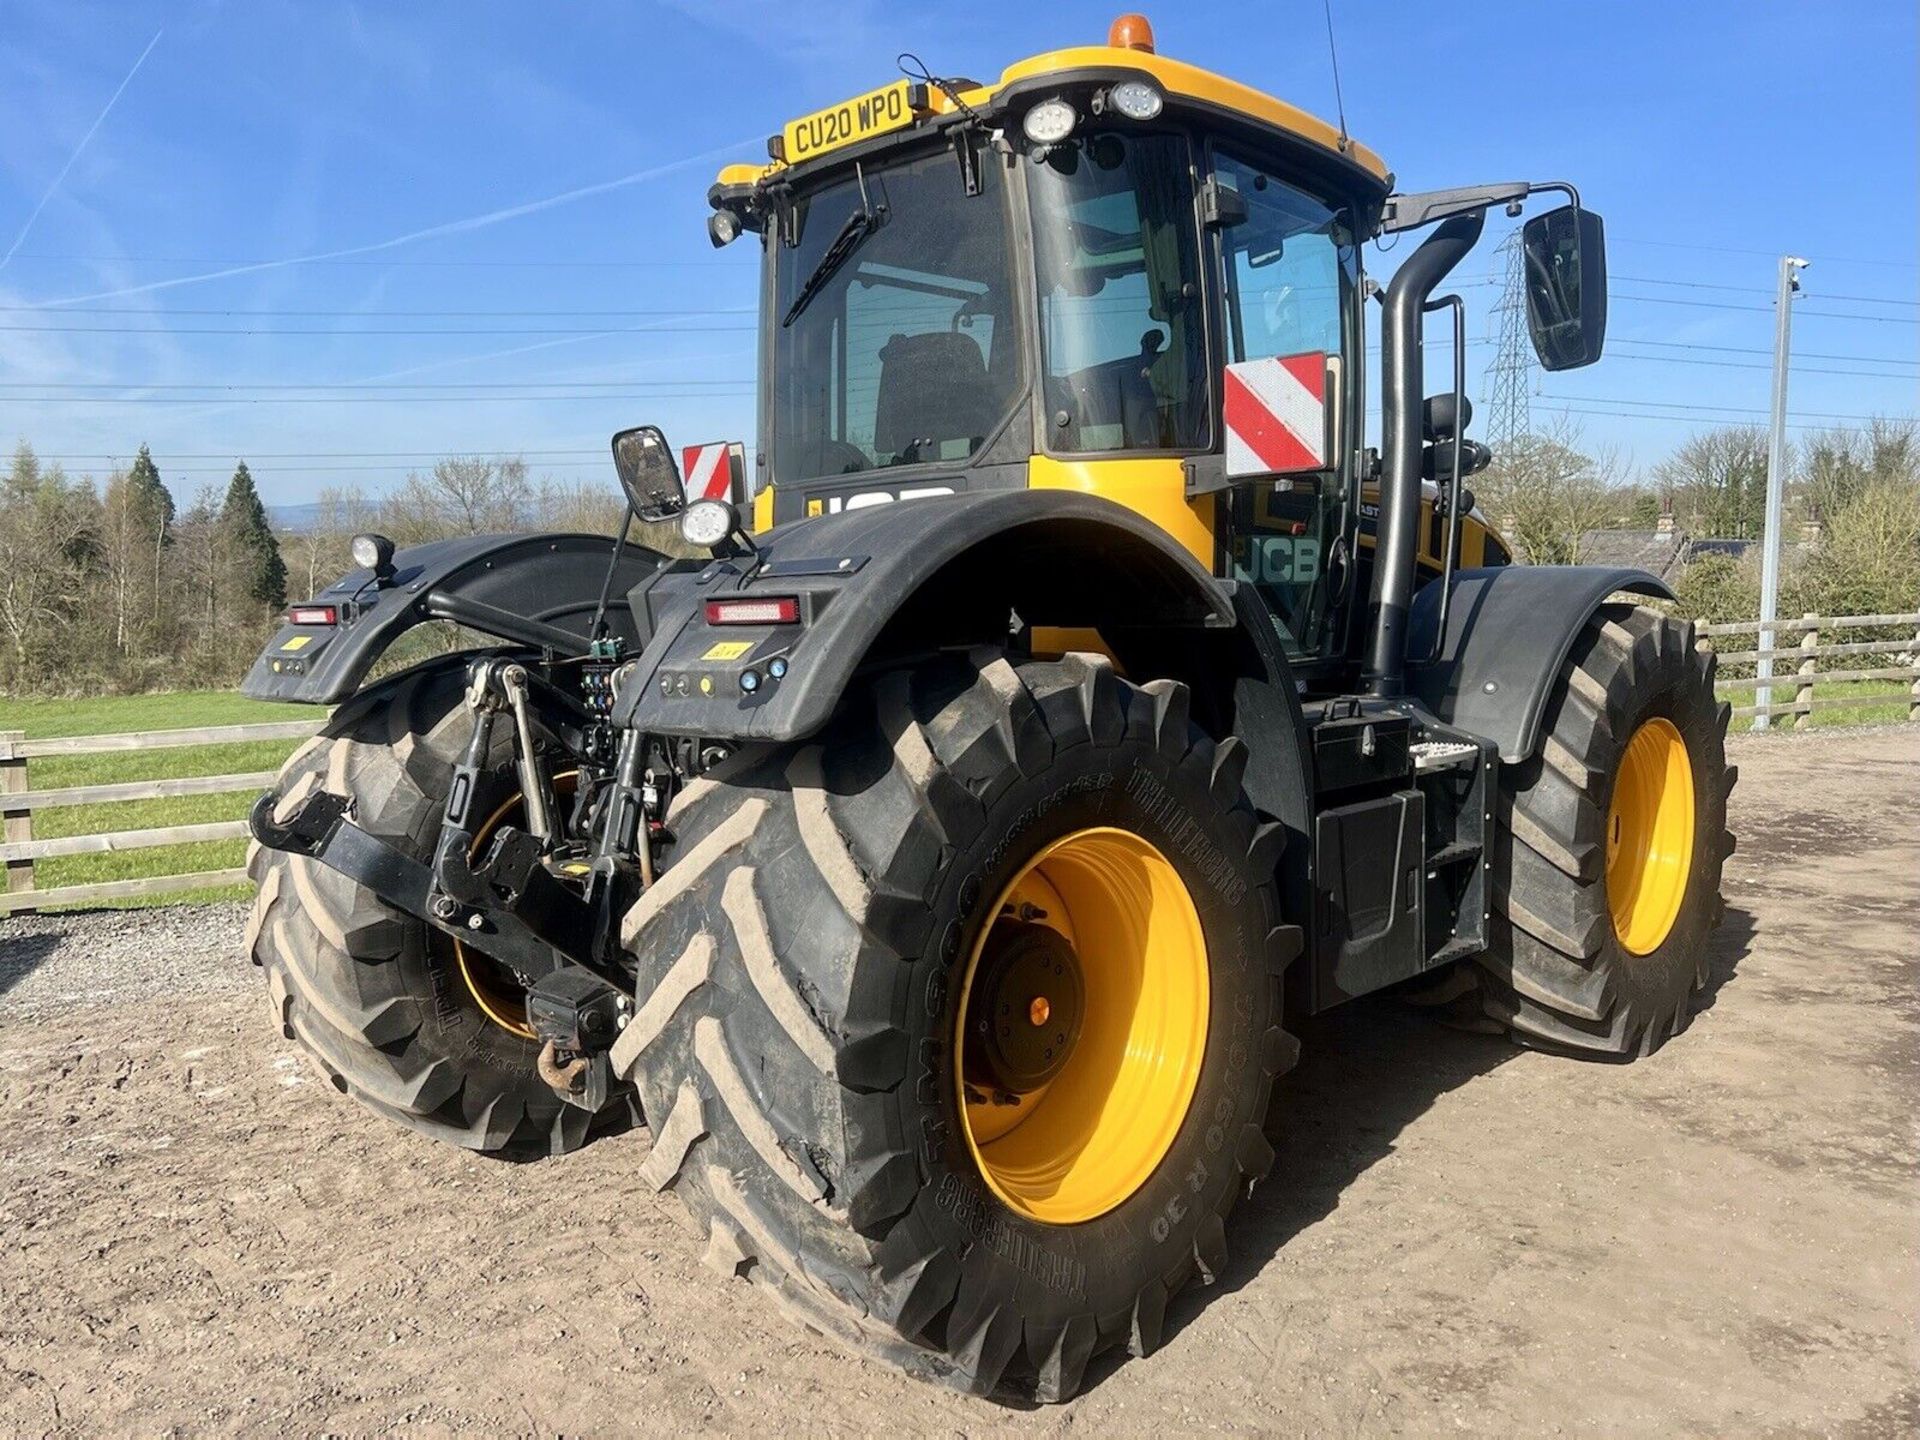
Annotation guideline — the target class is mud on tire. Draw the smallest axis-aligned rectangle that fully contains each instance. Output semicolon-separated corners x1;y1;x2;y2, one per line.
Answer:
1470;603;1737;1058
245;661;640;1157
613;651;1301;1401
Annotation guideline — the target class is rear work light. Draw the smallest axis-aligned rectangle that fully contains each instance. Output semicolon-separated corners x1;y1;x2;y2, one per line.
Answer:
705;596;800;626
287;604;338;626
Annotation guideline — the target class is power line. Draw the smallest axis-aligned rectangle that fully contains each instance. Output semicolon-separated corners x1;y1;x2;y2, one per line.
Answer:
1612;274;1919;306
0;392;754;405
1605;337;1917;365
9;252;734;269
1610;293;1920;322
1539;404;1895;434
31;448;619;460
0;322;759;336
1597;351;1918;379
0;304;754;318
1608;236;1920;270
1543;394;1898;422
2;380;748;391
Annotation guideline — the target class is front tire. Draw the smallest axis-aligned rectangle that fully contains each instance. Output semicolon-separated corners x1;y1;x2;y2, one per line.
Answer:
1472;604;1737;1057
245;662;640;1157
613;652;1300;1400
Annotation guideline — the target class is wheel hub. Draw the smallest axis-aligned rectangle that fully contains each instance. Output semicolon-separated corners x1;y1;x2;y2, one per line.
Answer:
968;919;1085;1095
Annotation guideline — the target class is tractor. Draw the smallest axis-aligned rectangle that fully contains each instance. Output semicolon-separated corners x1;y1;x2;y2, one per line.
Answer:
243;14;1734;1402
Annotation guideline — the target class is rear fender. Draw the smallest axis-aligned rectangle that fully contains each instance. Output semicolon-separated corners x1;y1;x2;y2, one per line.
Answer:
241;532;666;704
612;490;1234;742
1406;565;1675;762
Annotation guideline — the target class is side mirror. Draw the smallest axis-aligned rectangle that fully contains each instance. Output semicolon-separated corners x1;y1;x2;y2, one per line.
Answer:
610;426;684;522
1523;204;1608;371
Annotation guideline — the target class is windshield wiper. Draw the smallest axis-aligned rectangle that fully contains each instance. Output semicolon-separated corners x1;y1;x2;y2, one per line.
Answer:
782;163;885;329
782;206;879;328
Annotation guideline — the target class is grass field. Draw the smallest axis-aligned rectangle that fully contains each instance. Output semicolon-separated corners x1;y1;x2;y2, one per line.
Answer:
1;691;323;909
1719;678;1915;728
2;672;1913;914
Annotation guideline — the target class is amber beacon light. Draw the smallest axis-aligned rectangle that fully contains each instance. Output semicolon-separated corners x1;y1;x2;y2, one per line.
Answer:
1107;12;1156;51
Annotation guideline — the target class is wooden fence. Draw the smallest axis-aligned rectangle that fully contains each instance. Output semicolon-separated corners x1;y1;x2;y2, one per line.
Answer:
1698;610;1920;730
0;719;323;914
2;608;1914;914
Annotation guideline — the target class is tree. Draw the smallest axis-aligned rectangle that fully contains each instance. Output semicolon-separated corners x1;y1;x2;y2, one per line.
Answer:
1653;426;1769;540
1477;417;1624;564
0;446;101;687
381;455;531;542
127;442;176;536
219;461;287;609
1801;418;1917;531
1802;474;1920;619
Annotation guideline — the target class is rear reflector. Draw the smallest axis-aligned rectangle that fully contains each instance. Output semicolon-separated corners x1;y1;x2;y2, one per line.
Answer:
705;597;800;626
287;604;338;626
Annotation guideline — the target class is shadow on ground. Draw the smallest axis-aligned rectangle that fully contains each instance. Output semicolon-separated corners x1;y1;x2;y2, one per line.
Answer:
1087;904;1762;1387
0;924;66;1001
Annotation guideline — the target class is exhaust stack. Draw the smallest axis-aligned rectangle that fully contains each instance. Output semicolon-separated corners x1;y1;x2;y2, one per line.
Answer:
1363;211;1485;696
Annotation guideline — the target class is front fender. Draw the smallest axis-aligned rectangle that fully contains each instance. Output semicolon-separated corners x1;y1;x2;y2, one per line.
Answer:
613;490;1235;742
1406;565;1674;762
241;532;665;704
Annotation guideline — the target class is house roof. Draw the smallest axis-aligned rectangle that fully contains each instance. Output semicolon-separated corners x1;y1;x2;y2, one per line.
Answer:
1577;528;1691;581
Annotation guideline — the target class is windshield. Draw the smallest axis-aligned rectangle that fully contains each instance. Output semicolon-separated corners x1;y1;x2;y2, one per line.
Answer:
1027;131;1207;453
770;148;1024;481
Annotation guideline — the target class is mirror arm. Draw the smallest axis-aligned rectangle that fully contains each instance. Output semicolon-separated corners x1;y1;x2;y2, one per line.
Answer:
588;500;636;645
1378;179;1582;235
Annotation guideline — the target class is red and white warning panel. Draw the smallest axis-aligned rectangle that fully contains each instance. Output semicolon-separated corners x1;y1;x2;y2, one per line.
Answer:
1222;351;1329;478
681;441;748;504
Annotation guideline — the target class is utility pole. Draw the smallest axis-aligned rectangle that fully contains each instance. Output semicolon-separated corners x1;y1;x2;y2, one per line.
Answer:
1754;254;1809;731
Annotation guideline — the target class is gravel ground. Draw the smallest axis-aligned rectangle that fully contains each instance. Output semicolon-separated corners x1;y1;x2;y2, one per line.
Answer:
0;901;252;1020
1;726;1915;1435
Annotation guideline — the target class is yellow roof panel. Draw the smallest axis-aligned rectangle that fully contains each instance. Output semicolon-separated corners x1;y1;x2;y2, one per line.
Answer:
717;39;1388;191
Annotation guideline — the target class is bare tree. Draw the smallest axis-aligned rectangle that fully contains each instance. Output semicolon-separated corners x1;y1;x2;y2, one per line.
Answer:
381;456;532;542
1652;425;1770;540
1477;416;1625;564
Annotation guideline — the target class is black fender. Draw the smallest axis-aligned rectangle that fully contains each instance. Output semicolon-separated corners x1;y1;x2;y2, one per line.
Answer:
1406;565;1675;763
240;532;666;704
613;490;1234;742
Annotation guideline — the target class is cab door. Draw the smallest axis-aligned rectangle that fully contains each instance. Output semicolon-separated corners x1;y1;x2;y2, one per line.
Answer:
1203;146;1364;669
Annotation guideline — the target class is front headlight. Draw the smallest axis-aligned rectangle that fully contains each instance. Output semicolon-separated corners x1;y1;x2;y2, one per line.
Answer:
1108;80;1163;121
679;499;738;550
1022;98;1077;146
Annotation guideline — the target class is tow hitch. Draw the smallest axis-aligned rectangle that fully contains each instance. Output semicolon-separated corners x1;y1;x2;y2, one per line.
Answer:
247;786;595;985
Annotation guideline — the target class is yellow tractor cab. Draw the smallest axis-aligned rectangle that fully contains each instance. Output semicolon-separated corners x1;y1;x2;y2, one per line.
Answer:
707;13;1538;686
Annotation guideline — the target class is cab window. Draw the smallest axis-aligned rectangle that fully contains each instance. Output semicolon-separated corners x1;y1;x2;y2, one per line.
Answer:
1213;149;1357;657
1027;132;1208;453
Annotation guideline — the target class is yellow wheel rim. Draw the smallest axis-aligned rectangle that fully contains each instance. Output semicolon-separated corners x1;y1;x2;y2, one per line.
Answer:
1605;719;1695;955
953;827;1209;1225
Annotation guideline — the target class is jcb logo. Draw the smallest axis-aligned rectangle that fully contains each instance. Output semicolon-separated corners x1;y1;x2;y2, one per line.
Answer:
804;485;954;517
1233;535;1321;586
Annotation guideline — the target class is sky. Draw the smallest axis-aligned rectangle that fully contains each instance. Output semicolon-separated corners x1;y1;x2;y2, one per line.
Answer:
1;0;1914;509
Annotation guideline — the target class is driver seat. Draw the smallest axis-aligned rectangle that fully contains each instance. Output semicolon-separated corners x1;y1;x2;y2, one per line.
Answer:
874;331;996;463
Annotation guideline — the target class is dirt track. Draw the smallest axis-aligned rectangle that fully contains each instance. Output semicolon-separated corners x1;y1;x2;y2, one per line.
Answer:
2;726;1916;1435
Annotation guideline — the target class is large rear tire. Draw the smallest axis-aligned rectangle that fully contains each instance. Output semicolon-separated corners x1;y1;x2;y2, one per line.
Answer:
245;662;640;1157
613;652;1300;1401
1471;604;1737;1057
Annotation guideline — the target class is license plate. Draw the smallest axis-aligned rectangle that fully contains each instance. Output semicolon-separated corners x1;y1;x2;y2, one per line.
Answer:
782;79;916;164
